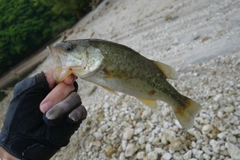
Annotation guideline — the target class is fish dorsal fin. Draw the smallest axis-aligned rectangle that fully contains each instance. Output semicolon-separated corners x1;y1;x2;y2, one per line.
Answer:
101;86;118;95
153;61;178;80
137;98;158;109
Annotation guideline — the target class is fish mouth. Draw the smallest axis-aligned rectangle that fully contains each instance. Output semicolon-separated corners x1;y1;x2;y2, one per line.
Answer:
47;46;73;82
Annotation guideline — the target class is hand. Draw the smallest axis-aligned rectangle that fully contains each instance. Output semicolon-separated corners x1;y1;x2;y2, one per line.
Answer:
0;70;87;160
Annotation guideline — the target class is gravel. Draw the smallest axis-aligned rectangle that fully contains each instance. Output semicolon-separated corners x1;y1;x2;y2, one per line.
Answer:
1;0;240;159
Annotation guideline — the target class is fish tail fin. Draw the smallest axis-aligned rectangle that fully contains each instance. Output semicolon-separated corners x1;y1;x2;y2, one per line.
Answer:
172;97;201;130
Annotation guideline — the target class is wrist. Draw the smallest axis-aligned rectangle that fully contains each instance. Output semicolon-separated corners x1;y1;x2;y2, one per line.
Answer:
0;147;19;160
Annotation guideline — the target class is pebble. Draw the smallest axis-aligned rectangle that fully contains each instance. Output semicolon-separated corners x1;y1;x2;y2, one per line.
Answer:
183;150;192;159
217;132;228;139
134;126;144;135
138;136;146;144
147;151;158;160
136;151;145;159
173;152;183;160
192;149;203;159
121;140;127;151
202;146;212;155
210;139;220;153
227;142;240;159
169;138;182;151
161;107;171;116
125;143;138;157
224;105;235;113
213;94;222;101
119;152;125;160
162;152;172;160
93;132;103;141
122;127;134;140
202;124;213;134
235;110;240;117
154;148;163;154
163;129;176;142
142;109;152;119
145;143;152;152
105;148;116;157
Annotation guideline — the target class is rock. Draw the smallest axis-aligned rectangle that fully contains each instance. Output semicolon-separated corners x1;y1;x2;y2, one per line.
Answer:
119;152;125;160
162;152;172;160
162;107;171;116
211;127;219;139
192;149;203;159
217;132;228;139
231;130;240;135
121;140;127;151
138;136;146;144
202;146;213;155
228;81;235;87
173;152;183;160
93;141;101;150
105;148;116;157
93;132;103;141
169;138;182;151
224;105;235;113
213;94;222;101
202;124;213;134
136;151;145;159
125;143;138;157
134;126;144;135
227;135;237;143
163;129;176;142
152;137;160;145
145;143;152;152
192;32;200;40
203;153;210;160
122;127;134;140
142;109;152;119
154;148;163;154
183;150;192;159
234;110;240;117
210;139;220;153
227;142;240;159
147;151;158;160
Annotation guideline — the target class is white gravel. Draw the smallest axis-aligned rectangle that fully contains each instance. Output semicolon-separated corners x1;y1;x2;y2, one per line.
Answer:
1;0;240;159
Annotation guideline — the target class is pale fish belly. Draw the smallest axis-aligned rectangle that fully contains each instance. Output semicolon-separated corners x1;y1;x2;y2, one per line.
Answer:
82;69;173;103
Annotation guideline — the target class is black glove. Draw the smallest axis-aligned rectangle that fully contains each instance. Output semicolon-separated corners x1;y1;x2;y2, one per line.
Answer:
0;72;87;160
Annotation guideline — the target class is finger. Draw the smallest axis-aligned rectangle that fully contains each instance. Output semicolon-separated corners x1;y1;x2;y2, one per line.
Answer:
45;92;81;120
44;69;76;88
69;105;87;122
63;74;77;85
44;69;55;89
40;82;75;113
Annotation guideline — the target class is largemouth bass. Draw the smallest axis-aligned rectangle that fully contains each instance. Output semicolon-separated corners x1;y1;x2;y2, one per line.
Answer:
48;39;201;129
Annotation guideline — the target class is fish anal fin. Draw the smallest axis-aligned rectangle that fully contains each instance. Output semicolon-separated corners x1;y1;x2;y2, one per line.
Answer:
153;61;178;80
137;98;158;109
172;97;202;130
101;86;118;95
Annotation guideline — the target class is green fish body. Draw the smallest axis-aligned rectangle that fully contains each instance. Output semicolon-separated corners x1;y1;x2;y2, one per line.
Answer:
48;39;201;129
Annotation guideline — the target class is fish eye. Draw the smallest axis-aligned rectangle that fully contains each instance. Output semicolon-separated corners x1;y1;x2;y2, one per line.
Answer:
64;43;73;52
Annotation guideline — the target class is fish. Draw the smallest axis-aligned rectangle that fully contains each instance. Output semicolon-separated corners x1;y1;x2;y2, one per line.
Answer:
47;39;202;129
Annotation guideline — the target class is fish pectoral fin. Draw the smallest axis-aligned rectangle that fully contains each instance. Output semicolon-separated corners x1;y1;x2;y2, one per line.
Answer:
103;68;132;79
137;98;158;109
172;97;202;130
153;61;178;80
101;86;118;95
